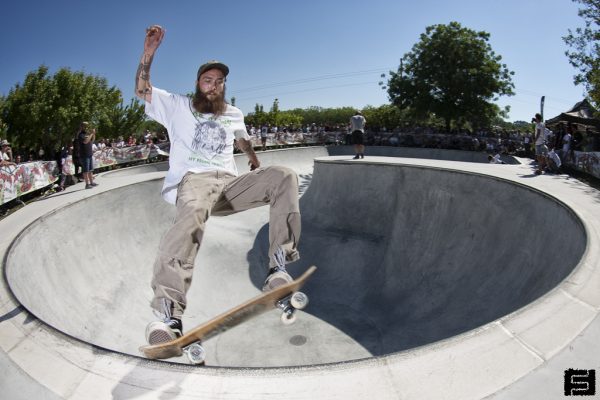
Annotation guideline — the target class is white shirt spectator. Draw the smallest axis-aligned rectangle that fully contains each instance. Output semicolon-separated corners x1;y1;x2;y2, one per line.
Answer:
562;132;572;152
535;122;546;145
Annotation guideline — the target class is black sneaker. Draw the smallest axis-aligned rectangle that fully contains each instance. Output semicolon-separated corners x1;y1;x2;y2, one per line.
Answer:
145;318;183;345
353;155;360;160
85;184;93;189
90;182;98;187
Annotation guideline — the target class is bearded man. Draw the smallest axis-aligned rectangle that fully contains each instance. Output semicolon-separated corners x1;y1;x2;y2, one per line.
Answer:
135;25;302;345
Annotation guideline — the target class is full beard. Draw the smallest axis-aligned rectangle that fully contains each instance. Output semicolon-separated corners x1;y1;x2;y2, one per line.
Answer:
192;86;227;116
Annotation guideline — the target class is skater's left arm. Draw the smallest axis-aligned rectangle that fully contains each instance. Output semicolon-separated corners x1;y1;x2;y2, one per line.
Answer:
236;138;260;171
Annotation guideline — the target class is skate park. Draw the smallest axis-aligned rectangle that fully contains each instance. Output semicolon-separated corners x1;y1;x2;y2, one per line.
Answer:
2;146;600;399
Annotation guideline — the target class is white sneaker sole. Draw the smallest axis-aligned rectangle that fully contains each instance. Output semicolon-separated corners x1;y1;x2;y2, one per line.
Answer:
262;271;293;292
145;321;181;345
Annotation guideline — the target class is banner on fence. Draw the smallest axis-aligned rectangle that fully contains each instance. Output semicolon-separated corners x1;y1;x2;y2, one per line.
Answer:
93;142;169;168
0;143;171;206
1;161;58;204
572;151;600;178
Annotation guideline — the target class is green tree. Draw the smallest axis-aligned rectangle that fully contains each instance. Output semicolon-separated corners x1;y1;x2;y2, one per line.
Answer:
288;106;355;127
387;22;514;130
246;103;267;126
361;104;411;131
274;110;303;129
563;0;600;109
0;95;7;138
97;98;146;139
269;98;280;125
2;65;125;152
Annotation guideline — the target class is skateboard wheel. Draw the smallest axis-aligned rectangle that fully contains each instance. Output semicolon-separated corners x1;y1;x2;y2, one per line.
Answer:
290;291;308;310
185;342;206;365
281;310;297;325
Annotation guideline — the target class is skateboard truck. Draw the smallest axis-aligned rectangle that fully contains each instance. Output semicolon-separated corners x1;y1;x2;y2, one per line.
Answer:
185;342;207;365
277;291;309;325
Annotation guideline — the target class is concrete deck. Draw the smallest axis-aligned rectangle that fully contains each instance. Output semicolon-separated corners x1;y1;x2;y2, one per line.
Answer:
1;146;600;399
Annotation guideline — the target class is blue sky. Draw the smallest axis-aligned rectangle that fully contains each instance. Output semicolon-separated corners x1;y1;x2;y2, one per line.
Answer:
0;0;588;123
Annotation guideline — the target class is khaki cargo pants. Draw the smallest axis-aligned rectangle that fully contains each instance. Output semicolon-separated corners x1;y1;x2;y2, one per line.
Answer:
151;166;301;318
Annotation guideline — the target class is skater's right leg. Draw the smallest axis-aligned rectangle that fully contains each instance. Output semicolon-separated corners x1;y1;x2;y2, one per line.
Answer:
147;171;227;344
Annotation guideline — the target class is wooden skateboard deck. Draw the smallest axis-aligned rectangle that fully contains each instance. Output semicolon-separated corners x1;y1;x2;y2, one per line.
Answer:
139;265;317;361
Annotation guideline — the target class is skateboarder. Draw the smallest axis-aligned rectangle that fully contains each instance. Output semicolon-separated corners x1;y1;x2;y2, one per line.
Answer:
135;25;301;345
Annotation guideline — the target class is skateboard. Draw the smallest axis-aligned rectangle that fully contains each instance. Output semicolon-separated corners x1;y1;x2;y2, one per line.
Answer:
139;265;317;364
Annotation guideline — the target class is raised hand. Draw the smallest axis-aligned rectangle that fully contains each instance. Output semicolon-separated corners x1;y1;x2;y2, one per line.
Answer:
136;25;164;101
144;25;165;55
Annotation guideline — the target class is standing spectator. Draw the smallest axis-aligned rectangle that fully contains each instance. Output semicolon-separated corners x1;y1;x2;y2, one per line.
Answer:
72;133;83;182
523;134;532;158
115;136;126;148
533;113;547;175
78;122;98;189
0;139;15;166
345;124;352;145
58;146;75;190
350;110;366;159
562;124;573;163
573;126;584;151
97;138;107;150
260;125;268;151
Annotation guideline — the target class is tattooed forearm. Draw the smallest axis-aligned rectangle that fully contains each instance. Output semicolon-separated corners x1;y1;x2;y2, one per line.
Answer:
238;138;260;170
135;53;154;100
238;138;254;154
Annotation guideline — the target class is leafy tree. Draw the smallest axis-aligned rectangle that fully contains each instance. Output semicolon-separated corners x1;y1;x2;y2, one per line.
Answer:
245;100;304;129
140;119;167;136
361;104;411;131
246;103;267;126
386;22;514;130
563;0;600;109
269;98;280;125
2;65;130;153
289;106;356;127
274;110;303;129
0;95;7;138
97;98;146;140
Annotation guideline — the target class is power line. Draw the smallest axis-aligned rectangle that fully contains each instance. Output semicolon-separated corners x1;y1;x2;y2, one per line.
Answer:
516;88;583;105
231;67;392;95
235;81;381;103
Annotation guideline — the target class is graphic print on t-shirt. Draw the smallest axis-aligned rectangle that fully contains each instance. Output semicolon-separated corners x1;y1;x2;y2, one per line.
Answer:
192;119;227;159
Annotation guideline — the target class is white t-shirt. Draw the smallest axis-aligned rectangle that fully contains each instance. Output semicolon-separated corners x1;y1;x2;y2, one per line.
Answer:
535;122;546;145
350;115;366;132
548;149;562;168
145;87;250;204
562;133;572;151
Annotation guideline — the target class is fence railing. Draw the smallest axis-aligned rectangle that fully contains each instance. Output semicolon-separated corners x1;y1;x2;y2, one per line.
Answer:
3;137;599;206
